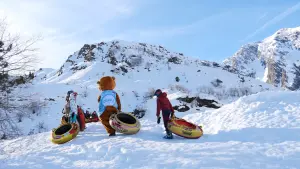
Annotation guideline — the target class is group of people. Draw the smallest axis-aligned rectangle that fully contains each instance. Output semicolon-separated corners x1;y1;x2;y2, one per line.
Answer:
62;76;175;139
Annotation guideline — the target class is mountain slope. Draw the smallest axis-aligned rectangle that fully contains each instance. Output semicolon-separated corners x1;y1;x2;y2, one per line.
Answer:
223;27;300;90
0;40;278;139
39;40;275;100
1;90;300;169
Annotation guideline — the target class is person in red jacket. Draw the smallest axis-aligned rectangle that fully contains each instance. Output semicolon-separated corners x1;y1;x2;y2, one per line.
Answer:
154;89;174;139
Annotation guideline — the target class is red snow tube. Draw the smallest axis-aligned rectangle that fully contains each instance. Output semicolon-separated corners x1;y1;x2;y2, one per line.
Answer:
85;112;99;123
85;116;99;123
77;107;86;131
167;117;203;139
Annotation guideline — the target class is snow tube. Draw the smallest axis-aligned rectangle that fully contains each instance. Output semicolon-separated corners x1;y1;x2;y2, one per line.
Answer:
85;116;99;123
109;112;141;134
167;117;203;139
77;107;86;131
85;112;99;123
51;123;79;144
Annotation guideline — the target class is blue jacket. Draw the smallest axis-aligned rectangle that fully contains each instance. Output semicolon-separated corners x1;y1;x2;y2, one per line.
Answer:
98;90;119;115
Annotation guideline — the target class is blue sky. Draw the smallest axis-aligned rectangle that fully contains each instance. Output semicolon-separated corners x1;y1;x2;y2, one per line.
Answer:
0;0;300;69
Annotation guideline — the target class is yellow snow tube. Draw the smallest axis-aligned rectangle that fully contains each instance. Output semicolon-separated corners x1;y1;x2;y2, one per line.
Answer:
51;123;79;144
167;117;203;139
109;112;141;134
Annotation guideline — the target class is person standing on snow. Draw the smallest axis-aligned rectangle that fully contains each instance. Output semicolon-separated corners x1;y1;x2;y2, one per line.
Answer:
97;76;122;136
67;90;86;131
68;90;79;124
154;89;175;139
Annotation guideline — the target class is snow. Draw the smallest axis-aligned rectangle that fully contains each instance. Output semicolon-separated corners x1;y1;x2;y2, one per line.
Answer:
10;54;274;136
2;40;276;137
1;90;300;169
1;40;299;168
184;90;300;133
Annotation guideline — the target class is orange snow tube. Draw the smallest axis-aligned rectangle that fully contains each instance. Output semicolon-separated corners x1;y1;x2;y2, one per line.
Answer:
167;117;203;139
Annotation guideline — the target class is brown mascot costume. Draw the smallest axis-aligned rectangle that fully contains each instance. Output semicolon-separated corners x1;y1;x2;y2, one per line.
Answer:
97;76;121;136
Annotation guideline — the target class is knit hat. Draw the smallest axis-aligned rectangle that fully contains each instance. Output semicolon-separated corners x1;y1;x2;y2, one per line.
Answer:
154;89;162;97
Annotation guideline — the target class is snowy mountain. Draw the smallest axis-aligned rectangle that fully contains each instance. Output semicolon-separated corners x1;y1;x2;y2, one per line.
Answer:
41;40;275;97
223;27;300;90
4;39;299;168
1;40;277;139
1;90;300;169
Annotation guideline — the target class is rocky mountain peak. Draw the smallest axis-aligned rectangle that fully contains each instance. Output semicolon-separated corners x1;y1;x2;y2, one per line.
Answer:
55;40;229;77
223;26;300;90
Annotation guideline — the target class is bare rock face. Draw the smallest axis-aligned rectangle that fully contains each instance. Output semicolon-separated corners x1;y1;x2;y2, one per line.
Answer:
78;44;97;62
223;27;300;90
57;36;257;78
173;96;221;112
56;40;195;76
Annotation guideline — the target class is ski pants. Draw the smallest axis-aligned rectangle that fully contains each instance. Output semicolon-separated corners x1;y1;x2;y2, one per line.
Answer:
162;110;172;135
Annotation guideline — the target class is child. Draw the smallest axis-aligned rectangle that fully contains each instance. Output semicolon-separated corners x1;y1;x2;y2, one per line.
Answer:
154;89;174;139
61;92;72;124
66;90;86;131
68;90;78;124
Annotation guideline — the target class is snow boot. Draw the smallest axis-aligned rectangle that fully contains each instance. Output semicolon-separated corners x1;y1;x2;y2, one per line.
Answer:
109;133;116;136
163;133;173;139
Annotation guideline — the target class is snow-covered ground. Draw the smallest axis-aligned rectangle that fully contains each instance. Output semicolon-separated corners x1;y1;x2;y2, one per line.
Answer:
4;40;277;137
1;90;300;169
1;40;299;169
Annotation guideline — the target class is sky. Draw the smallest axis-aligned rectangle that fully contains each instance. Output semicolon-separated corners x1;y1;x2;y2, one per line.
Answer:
0;0;300;69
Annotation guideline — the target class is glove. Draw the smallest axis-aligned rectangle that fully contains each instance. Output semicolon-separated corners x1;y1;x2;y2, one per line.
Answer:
157;116;161;124
171;112;174;118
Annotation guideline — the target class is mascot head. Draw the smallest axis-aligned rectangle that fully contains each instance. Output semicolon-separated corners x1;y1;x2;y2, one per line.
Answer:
97;76;116;91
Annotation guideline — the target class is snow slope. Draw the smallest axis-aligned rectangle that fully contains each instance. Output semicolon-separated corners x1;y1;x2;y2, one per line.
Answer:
39;40;276;102
1;90;300;169
0;40;278;138
38;40;273;93
1;39;297;168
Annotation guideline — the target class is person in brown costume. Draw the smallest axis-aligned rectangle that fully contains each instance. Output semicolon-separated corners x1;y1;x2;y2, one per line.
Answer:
97;76;121;136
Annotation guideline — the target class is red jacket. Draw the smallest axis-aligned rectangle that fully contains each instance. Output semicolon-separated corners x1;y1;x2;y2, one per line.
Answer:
156;92;174;116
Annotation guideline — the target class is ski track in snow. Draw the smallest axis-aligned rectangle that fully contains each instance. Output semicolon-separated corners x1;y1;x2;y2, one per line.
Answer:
1;91;300;169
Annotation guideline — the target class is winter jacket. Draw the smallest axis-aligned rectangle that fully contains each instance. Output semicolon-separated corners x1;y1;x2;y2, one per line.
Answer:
63;102;70;114
156;92;174;117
